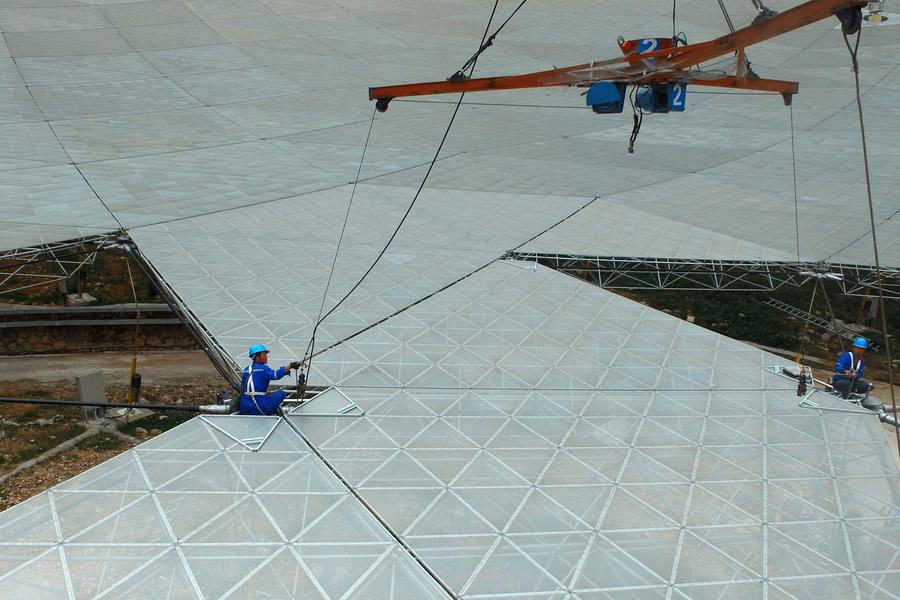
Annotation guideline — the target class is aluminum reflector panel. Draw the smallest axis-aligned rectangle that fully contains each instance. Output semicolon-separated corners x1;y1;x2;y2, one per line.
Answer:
0;1;898;266
0;415;448;600
2;264;895;599
310;261;799;391
289;384;897;599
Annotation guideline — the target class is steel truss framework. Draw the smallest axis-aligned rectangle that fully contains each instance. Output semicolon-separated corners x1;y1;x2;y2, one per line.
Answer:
0;231;244;391
127;239;243;392
509;252;900;298
0;234;118;296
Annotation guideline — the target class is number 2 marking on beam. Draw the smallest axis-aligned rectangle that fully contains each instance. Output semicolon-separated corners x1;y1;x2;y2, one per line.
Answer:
640;38;658;54
672;83;684;107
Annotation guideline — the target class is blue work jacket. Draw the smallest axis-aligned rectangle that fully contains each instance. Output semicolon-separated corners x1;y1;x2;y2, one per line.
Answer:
833;351;864;381
239;362;290;415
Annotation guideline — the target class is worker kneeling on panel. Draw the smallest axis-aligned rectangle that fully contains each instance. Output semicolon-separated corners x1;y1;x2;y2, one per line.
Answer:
832;337;874;400
240;343;305;415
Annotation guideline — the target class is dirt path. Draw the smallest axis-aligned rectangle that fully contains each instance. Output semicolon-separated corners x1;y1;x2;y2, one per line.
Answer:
0;350;224;386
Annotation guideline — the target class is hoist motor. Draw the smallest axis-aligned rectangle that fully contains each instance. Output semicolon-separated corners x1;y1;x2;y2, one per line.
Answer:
586;82;626;113
636;83;687;113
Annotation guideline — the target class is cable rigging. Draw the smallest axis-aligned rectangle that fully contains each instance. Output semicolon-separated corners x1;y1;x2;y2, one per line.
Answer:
795;282;818;371
299;109;377;391
124;254;143;404
450;0;528;82
627;84;644;154
840;23;900;455
789;104;801;264
302;0;527;378
672;0;678;41
784;14;897;447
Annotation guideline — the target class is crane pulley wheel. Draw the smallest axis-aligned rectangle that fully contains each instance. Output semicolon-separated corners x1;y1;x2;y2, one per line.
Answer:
836;6;862;34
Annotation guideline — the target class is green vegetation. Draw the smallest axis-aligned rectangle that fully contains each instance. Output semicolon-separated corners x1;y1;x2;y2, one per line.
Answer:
638;289;798;349
76;433;129;452
1;249;156;306
13;423;84;463
83;251;155;305
1;288;60;305
118;411;195;437
14;445;46;462
626;279;899;360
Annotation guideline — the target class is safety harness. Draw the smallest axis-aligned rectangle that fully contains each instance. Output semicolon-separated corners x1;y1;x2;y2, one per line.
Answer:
837;351;862;379
244;363;267;414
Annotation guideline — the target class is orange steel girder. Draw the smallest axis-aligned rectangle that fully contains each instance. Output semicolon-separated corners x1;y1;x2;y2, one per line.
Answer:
369;0;867;104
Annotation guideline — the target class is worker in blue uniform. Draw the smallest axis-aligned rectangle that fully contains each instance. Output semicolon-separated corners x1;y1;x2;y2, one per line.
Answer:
832;337;873;399
240;343;305;415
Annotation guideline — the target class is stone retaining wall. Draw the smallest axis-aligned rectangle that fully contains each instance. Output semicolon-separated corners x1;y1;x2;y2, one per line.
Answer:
0;323;198;355
0;304;199;354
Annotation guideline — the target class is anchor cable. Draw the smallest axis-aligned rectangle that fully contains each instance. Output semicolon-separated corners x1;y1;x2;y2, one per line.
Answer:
789;104;801;263
842;25;899;456
303;0;518;376
302;109;377;375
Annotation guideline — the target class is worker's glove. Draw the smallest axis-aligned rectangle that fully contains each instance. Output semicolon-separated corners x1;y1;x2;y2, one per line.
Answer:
297;373;306;386
290;361;303;370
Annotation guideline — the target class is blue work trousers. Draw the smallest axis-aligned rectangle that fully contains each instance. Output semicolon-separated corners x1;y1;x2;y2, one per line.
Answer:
239;389;287;415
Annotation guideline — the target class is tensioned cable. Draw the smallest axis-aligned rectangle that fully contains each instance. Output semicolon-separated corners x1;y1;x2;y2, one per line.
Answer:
125;255;141;353
6;52;126;237
303;0;527;375
303;110;377;368
716;0;736;33
822;204;900;263
122;151;464;231
305;195;600;362
818;277;846;356
814;66;900;264
842;26;899;457
452;0;528;80
796;281;818;364
789;104;801;263
672;0;678;40
124;253;143;404
279;415;459;599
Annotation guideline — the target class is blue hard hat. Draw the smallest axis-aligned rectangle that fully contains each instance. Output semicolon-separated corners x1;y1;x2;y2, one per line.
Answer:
852;337;868;349
248;343;268;357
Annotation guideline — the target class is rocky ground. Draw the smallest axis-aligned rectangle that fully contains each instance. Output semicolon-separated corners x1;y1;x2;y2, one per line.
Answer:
0;435;130;510
0;351;227;511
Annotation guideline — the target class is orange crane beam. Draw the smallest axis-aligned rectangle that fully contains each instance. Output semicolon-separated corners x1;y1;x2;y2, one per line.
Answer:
686;76;799;94
369;0;866;107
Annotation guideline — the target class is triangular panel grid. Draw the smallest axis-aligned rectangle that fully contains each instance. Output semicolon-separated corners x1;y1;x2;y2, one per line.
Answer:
0;415;447;599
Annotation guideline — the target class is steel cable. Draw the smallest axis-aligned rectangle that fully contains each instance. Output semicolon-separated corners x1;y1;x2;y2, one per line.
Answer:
842;26;899;457
303;0;527;378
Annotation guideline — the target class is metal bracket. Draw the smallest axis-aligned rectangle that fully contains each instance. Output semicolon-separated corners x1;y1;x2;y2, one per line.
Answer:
283;387;364;417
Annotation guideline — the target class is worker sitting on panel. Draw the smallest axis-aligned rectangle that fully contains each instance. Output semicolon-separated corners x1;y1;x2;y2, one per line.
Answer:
240;343;305;415
831;337;874;400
